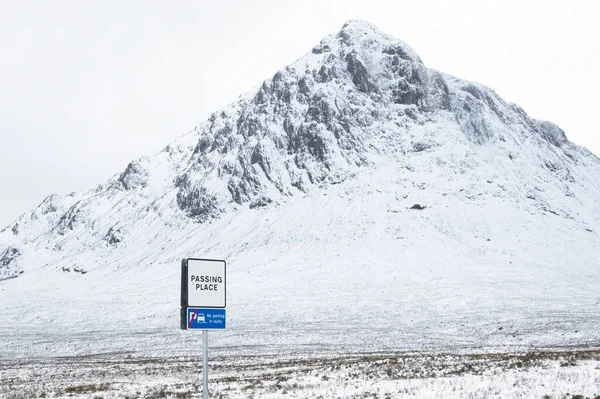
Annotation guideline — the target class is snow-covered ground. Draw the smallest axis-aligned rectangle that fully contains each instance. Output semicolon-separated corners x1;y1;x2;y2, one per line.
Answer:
2;349;599;398
1;165;599;365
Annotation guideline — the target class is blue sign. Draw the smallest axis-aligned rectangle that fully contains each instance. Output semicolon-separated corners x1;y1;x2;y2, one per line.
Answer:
187;308;226;330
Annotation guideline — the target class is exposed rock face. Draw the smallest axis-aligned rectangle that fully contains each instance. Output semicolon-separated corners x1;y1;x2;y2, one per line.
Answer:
538;121;568;147
165;21;450;218
0;247;21;281
104;225;126;246
118;159;150;190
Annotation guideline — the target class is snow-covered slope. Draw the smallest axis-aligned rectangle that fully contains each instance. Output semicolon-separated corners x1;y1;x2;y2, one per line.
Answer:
1;20;599;357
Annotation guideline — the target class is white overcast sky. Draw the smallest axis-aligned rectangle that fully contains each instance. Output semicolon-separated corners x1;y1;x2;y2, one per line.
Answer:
1;0;598;227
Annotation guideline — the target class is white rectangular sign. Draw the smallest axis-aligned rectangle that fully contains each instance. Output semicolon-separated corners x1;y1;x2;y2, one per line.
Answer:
187;258;226;308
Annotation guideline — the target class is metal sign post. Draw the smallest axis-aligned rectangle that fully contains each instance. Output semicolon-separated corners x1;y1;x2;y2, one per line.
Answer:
180;258;227;399
203;330;208;399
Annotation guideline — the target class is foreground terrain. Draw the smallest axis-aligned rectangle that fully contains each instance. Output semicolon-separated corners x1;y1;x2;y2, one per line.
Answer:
2;348;600;398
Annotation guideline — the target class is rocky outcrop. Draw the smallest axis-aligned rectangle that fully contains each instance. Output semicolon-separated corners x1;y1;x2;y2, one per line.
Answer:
118;160;149;190
0;247;22;281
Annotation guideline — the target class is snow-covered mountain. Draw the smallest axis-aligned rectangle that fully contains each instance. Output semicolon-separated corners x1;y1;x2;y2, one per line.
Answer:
1;20;599;357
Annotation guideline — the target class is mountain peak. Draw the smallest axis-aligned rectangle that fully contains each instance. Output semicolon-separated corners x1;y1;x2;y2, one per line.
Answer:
335;19;423;64
339;19;381;34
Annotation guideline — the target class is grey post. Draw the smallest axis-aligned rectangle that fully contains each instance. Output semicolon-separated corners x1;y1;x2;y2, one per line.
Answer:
203;330;209;399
